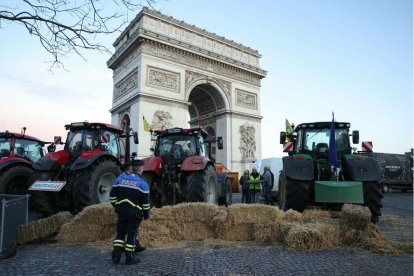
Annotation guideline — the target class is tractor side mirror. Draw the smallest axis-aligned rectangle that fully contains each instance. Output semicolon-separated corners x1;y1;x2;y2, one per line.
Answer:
280;132;286;144
352;130;359;144
133;132;139;144
47;144;56;153
217;137;223;150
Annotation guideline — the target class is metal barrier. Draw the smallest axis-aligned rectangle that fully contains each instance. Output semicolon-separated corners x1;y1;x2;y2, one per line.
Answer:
0;194;29;259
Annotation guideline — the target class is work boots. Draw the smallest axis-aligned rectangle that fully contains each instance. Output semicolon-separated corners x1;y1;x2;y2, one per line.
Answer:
135;239;146;252
112;239;124;264
125;251;140;265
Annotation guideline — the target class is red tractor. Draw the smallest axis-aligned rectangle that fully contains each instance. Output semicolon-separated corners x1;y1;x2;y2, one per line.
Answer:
143;127;232;207
0;130;45;195
29;121;138;216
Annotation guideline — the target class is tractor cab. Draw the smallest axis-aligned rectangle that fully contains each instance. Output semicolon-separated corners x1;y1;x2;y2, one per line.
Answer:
281;122;359;161
62;122;124;162
153;127;208;161
0;132;44;163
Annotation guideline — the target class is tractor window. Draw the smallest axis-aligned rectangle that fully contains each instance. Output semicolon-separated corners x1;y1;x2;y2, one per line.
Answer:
14;139;43;162
303;128;349;153
101;130;120;158
156;135;197;158
66;131;84;152
0;138;11;158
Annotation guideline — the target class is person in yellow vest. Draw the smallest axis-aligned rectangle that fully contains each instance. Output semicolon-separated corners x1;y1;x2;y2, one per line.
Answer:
249;167;262;204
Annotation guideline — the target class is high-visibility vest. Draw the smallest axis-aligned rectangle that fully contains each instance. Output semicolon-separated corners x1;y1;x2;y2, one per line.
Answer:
249;174;261;190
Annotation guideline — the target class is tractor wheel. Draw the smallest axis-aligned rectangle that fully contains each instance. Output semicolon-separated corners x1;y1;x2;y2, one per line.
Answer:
186;165;218;204
0;165;32;194
281;175;311;212
363;181;383;223
225;178;232;206
142;173;162;208
72;159;121;213
278;173;285;209
218;177;233;206
27;173;56;216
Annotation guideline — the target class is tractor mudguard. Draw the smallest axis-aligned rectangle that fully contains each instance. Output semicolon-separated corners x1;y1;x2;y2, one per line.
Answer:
143;156;163;178
0;158;31;171
282;155;314;181
33;150;70;171
181;156;211;172
70;151;120;171
342;156;380;182
216;172;228;198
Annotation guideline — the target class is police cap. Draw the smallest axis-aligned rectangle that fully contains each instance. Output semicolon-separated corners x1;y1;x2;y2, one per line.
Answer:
131;159;144;167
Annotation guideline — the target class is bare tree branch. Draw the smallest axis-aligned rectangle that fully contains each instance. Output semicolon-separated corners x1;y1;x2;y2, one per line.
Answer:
0;0;159;69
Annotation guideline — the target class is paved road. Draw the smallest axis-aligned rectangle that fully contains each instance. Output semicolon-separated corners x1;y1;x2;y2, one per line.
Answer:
1;191;412;275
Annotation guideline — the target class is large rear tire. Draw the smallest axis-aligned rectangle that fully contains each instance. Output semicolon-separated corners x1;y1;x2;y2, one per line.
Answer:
72;159;121;213
27;173;57;216
280;174;311;212
142;173;162;208
185;165;218;204
363;181;383;223
0;165;32;194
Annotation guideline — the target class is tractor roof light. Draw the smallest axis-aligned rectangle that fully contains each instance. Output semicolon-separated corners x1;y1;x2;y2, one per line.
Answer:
167;128;183;134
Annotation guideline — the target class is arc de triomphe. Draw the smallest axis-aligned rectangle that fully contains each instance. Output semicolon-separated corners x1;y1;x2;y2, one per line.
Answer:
107;8;267;173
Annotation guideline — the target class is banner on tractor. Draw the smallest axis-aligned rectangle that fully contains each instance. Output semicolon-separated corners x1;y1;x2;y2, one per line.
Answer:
29;181;66;192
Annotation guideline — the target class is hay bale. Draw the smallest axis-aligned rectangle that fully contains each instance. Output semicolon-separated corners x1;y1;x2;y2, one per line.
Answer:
139;218;181;248
303;209;331;223
254;223;280;242
285;220;341;250
226;204;283;224
171;203;220;225
341;204;371;230
17;212;73;245
70;203;117;226
281;209;304;223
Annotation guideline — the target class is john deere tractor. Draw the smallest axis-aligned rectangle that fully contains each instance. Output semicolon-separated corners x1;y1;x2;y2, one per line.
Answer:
29;121;138;216
278;121;382;222
143;127;232;207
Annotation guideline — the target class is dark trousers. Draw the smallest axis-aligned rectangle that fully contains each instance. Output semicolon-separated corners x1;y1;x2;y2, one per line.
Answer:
242;188;250;203
263;184;272;205
249;189;257;203
115;215;142;246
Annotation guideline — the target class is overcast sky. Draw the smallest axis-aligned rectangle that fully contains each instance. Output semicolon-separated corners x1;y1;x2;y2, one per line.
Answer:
0;0;412;158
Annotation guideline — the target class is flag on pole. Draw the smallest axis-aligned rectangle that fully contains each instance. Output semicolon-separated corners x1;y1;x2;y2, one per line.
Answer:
143;115;151;132
328;112;339;170
285;119;293;135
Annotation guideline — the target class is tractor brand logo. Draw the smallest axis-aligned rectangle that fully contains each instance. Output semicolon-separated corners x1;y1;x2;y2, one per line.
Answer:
29;181;66;192
385;165;400;172
283;142;293;152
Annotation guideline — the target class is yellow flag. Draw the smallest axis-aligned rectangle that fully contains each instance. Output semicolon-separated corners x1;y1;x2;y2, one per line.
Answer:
285;119;293;135
143;115;151;132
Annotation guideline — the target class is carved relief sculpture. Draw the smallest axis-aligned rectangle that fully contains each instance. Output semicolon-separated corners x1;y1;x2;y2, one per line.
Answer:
147;66;180;92
239;123;256;159
114;71;138;100
236;89;257;109
151;110;173;130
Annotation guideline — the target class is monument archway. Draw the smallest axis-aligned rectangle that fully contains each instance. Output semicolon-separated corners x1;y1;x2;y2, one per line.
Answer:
107;8;267;173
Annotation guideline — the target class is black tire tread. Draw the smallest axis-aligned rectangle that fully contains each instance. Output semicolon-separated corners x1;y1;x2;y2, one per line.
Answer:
0;165;32;194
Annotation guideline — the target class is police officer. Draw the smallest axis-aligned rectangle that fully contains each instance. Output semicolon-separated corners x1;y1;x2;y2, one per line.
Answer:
110;159;150;265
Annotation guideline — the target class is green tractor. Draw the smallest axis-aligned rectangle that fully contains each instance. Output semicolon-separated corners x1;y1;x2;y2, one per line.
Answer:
278;119;383;222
